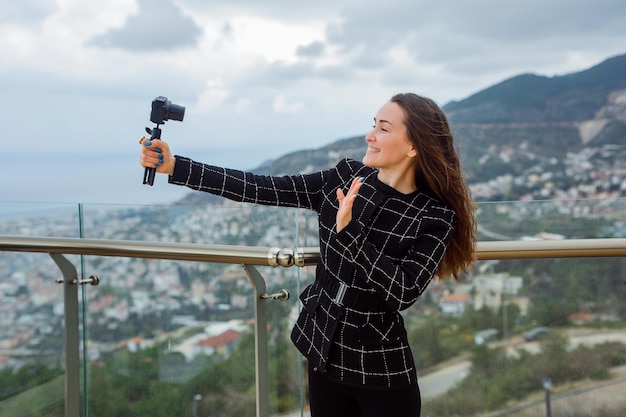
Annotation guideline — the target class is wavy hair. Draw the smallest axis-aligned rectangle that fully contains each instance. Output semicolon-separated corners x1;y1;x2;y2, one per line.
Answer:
391;93;477;280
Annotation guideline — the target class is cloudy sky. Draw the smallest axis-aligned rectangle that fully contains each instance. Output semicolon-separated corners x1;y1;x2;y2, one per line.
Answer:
1;0;625;207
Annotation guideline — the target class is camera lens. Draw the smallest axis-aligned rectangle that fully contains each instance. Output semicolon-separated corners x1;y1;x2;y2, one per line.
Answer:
166;102;185;122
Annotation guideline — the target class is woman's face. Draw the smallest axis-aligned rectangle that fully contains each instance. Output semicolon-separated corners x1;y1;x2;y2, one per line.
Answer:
362;101;417;171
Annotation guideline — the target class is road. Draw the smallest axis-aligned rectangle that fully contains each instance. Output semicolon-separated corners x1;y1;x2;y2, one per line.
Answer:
419;359;471;399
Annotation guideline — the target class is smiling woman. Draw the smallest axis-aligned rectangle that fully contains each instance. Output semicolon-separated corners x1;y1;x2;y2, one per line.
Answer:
138;92;477;417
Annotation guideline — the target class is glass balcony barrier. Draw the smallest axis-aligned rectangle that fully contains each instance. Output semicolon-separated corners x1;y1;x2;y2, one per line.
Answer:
0;198;625;417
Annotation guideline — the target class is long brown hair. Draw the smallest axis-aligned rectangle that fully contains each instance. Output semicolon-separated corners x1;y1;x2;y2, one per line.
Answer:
391;93;476;280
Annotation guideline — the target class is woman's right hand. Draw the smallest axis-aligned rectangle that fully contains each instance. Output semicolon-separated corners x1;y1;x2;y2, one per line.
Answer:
139;137;176;176
335;177;362;232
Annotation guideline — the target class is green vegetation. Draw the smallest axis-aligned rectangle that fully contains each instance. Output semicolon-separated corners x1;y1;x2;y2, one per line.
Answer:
423;337;626;416
81;290;302;417
0;364;63;402
0;374;63;417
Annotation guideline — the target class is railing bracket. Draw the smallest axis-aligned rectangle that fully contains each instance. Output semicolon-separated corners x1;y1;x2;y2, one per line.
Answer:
55;275;100;286
260;289;290;301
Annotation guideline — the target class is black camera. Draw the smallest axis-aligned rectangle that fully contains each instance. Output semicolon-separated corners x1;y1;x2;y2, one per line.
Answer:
150;96;185;125
143;96;186;186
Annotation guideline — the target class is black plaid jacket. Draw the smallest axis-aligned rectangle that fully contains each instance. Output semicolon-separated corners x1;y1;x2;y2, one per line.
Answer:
169;157;456;389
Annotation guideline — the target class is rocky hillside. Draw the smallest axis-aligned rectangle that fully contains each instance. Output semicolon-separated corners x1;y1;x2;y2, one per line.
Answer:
445;53;626;184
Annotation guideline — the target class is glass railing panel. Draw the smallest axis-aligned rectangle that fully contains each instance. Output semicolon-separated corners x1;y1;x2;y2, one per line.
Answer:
78;209;309;416
80;256;256;417
0;252;70;417
0;202;83;417
255;263;311;417
262;208;317;417
74;203;316;417
419;256;626;417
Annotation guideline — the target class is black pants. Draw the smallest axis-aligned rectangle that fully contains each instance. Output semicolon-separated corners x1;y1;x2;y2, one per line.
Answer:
308;363;421;417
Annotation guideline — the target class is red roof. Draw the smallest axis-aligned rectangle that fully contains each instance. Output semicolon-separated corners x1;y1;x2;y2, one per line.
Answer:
198;329;243;348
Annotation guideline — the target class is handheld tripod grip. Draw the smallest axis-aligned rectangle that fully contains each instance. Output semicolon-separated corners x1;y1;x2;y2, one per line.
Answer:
142;126;162;186
143;167;156;186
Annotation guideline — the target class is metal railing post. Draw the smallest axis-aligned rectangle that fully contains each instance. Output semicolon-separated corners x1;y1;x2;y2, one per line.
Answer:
50;254;81;417
243;264;270;417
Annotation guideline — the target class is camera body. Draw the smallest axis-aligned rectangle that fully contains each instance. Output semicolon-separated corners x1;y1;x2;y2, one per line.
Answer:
143;96;185;186
150;96;185;125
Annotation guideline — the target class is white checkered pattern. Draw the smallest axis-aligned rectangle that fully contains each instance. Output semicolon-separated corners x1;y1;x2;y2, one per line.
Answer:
170;157;455;389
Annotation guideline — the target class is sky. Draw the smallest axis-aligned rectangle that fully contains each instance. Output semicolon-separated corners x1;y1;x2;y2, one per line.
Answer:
1;0;625;207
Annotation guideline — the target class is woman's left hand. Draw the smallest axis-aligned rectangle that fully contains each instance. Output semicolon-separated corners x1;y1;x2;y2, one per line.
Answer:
139;137;176;176
335;177;362;232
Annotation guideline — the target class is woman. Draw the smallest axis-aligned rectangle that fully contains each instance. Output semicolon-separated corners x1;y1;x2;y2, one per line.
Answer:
139;93;476;417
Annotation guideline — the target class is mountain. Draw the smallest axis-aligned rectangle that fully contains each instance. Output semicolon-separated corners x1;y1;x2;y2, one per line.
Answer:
444;54;626;123
443;54;626;184
179;53;626;205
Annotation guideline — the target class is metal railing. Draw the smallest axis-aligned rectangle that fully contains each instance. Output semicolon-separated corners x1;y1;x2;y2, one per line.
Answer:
1;235;626;417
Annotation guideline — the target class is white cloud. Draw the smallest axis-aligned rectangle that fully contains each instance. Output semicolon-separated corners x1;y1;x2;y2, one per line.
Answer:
0;0;56;23
220;16;327;63
89;0;200;51
196;80;229;112
273;95;305;114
